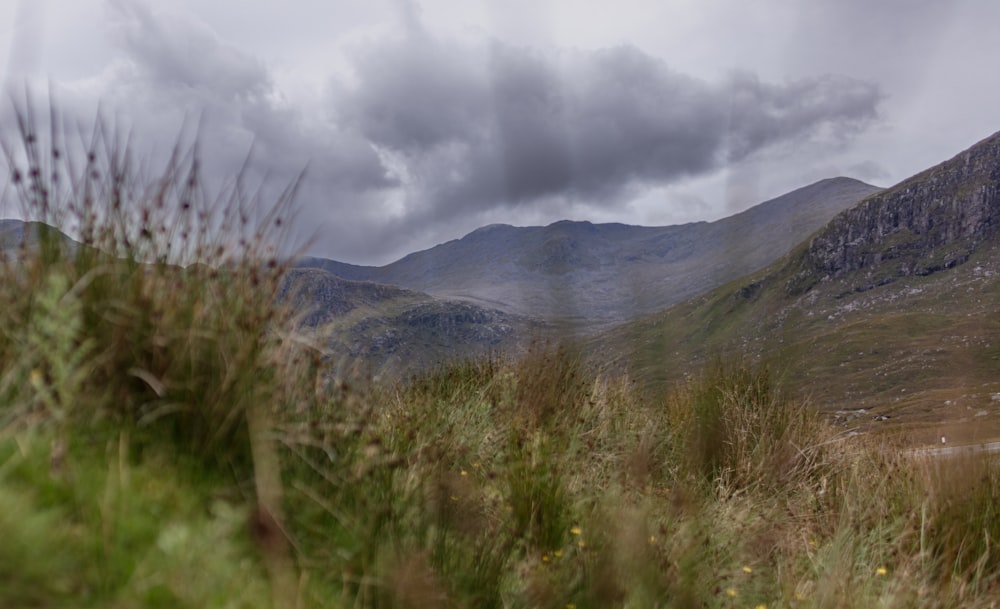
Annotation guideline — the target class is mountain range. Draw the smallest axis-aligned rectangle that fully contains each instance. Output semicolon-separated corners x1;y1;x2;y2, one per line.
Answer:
295;128;1000;445
299;177;879;325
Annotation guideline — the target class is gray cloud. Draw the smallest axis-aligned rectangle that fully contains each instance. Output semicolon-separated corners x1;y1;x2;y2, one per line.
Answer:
107;0;269;103
79;0;396;257
107;1;392;184
335;27;883;227
847;160;890;184
4;1;886;264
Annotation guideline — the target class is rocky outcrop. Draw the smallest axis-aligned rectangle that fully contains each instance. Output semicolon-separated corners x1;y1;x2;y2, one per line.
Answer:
792;131;1000;293
277;266;542;377
277;268;418;326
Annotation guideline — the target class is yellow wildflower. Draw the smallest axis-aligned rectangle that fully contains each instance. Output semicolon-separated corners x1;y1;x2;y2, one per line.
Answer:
725;588;737;597
876;567;888;576
570;526;582;536
743;566;753;574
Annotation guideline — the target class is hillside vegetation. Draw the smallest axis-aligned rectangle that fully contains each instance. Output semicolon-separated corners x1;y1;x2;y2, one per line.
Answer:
4;109;1000;608
607;131;1000;444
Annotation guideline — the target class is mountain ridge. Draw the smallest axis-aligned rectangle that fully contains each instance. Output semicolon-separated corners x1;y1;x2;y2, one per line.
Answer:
300;176;880;324
789;131;1000;295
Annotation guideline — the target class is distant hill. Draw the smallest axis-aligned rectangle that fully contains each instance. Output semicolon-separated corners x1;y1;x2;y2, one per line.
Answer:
299;177;880;326
278;268;548;379
0;219;27;248
0;219;69;253
604;130;1000;445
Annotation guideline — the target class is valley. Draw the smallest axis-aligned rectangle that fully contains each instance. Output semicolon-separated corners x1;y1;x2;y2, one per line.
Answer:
3;106;1000;608
293;130;1000;446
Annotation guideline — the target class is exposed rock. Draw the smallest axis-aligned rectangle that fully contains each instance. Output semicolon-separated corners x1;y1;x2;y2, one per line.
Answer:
277;268;418;326
278;266;544;378
791;131;1000;294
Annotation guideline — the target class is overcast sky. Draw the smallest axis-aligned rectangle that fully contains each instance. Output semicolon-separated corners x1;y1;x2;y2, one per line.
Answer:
2;0;998;265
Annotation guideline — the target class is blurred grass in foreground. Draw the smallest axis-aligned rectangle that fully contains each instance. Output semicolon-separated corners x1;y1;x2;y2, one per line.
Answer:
2;102;1000;608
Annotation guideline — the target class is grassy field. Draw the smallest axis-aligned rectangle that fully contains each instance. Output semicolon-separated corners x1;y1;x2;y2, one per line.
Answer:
4;108;1000;607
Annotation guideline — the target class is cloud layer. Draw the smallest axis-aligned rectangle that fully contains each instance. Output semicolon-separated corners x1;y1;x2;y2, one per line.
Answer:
336;27;882;224
4;0;884;263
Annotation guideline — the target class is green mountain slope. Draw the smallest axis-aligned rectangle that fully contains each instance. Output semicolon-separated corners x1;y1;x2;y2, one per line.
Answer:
604;131;1000;445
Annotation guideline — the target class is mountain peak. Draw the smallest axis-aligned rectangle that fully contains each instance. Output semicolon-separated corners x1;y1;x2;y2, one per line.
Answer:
468;223;514;236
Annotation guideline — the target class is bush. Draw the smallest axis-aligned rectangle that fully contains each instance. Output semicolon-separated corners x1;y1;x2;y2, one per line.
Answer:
668;359;832;494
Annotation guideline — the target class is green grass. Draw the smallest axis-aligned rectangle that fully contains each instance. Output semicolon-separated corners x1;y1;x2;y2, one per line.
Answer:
5;102;1000;608
606;232;1000;441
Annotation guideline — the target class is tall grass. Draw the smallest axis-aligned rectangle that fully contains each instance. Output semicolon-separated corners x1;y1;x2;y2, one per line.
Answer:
3;102;1000;608
0;100;304;607
668;360;832;495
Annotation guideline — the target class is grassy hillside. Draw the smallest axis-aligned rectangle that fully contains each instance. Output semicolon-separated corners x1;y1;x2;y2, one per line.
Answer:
5;108;1000;608
604;132;1000;446
603;239;1000;444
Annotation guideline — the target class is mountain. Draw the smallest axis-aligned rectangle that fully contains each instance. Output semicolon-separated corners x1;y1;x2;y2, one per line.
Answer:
0;219;72;254
278;268;548;379
604;130;1000;445
0;219;27;247
299;177;880;325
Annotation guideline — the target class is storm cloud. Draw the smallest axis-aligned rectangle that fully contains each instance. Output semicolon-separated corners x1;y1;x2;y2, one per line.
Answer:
3;0;891;263
106;1;393;187
335;23;882;223
30;0;399;258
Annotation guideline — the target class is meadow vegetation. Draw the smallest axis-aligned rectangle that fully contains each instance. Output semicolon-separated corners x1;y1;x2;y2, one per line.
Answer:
3;105;1000;607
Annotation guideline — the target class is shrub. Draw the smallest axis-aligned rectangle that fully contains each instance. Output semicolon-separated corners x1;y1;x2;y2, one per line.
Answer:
668;359;832;494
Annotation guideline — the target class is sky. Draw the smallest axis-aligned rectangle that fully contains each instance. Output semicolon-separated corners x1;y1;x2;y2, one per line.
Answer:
1;0;998;265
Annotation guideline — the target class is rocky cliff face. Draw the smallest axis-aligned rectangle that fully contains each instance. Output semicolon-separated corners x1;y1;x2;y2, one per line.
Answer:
792;131;1000;293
